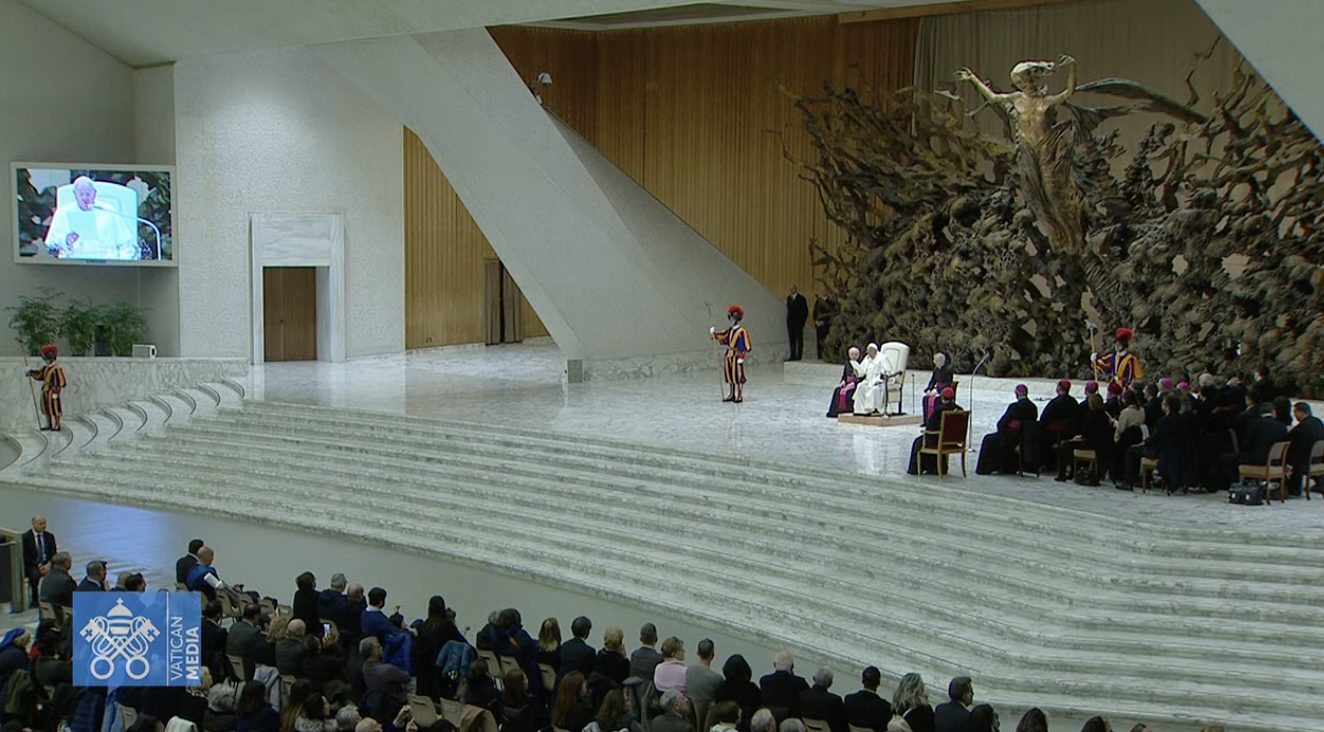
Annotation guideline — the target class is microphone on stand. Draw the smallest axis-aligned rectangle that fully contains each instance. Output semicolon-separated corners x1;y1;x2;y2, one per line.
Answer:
968;351;991;451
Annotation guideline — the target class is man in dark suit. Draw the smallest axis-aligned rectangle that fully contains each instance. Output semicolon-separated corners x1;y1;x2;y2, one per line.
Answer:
759;650;808;721
317;573;348;626
797;667;847;732
843;666;892;732
933;676;973;732
77;560;107;592
21;514;57;609
785;285;809;362
176;538;204;586
227;603;268;679
560;615;596;678
39;551;77;608
629;623;662;679
1219;401;1289;491
337;583;367;651
1287;402;1324;496
201;600;229;679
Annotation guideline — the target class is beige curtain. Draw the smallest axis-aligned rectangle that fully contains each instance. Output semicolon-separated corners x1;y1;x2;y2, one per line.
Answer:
914;0;1245;163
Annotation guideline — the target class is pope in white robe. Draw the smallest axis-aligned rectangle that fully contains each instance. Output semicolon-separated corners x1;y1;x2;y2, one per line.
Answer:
852;342;894;415
43;177;137;260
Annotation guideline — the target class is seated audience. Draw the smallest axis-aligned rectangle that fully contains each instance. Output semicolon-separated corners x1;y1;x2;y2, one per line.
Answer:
228;604;268;679
1054;394;1111;485
560;616;596;681
630;623;663;680
333;707;360;732
797;668;846;732
967;705;998;732
1039;379;1079;471
778;721;804;732
201;601;229;680
587;689;644;732
1014;708;1048;732
413;596;465;700
32;631;72;687
933;677;972;732
759;651;808;722
276;620;309;677
78;559;108;592
1216;400;1288;492
714;655;760;732
124;572;148;592
750;708;777;732
653;690;696;732
177;539;205;586
827;347;862;418
1080;717;1111;732
707;701;743;732
1105;382;1125;420
536;617;563;679
39;551;77;607
501;669;540;732
302;629;347;688
1287;401;1323;496
595;627;630;685
976;385;1038;475
294;695;336;732
459;660;502;721
686;639;723;713
844;666;892;732
907;387;962;476
360;637;409;706
186;547;228;601
235;681;280;732
890;673;934;732
654;637;688;693
552;671;594;732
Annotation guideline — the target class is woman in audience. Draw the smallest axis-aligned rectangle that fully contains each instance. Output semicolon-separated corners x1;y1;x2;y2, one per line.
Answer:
551;671;594;732
236;681;281;732
536;618;562;676
594;627;630;685
888;673;934;732
706;701;742;732
586;689;645;732
712;655;759;732
294;694;337;732
1079;718;1110;732
500;669;541;732
292;572;322;639
281;679;315;732
489;608;538;673
414;596;465;700
205;673;242;732
653;638;687;693
0;628;31;694
967;705;998;732
1014;708;1048;732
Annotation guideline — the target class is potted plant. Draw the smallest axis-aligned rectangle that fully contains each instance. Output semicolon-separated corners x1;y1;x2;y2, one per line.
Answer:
5;288;60;355
99;300;148;357
59;300;100;357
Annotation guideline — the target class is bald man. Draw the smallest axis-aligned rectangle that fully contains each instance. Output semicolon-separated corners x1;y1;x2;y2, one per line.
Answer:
43;176;136;259
185;546;226;600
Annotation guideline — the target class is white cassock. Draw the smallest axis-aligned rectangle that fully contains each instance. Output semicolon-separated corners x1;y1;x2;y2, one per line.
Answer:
44;204;136;260
852;352;894;414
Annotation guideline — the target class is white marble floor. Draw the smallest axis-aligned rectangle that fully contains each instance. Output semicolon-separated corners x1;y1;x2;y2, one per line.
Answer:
252;341;1324;534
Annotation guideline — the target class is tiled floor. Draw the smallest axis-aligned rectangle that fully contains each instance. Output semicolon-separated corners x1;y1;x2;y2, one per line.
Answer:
251;341;1324;534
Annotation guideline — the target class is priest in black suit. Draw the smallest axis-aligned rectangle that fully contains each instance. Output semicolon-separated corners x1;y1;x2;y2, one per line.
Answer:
976;384;1039;475
21;515;57;609
786;285;809;361
843;666;891;732
1287;402;1324;496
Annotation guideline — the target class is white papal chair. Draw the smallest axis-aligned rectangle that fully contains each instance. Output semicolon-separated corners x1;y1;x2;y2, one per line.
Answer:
879;341;910;414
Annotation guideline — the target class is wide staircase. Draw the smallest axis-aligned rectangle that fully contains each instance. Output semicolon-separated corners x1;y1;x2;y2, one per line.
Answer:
3;385;1324;731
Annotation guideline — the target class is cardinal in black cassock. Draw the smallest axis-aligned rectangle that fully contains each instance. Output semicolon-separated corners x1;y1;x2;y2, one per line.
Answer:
976;384;1040;475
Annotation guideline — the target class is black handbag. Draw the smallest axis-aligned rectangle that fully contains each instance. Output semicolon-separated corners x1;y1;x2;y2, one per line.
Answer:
1229;480;1266;506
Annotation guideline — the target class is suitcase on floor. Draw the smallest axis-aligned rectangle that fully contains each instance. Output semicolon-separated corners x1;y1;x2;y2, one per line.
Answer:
1228;480;1265;506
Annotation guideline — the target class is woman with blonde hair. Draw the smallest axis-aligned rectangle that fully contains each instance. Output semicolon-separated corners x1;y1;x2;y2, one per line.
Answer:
888;673;934;732
536;617;563;680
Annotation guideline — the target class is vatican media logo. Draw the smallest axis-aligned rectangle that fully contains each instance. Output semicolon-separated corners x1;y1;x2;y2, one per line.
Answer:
73;592;201;687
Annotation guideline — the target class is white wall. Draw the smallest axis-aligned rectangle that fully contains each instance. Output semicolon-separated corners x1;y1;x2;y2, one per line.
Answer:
1197;0;1324;141
133;65;181;356
0;0;140;356
173;47;404;360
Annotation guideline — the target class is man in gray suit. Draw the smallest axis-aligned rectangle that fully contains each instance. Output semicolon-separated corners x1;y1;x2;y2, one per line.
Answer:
629;623;663;679
686;639;723;713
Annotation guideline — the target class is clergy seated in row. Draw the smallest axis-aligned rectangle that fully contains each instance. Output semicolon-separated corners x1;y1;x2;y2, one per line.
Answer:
1209;399;1288;493
975;385;1039;475
851;343;894;416
826;347;861;418
1117;394;1201;492
1037;379;1080;472
1051;394;1113;485
921;352;954;423
1287;402;1324;495
907;387;962;475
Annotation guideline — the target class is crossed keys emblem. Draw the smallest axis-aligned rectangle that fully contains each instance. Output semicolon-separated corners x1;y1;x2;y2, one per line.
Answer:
80;598;160;680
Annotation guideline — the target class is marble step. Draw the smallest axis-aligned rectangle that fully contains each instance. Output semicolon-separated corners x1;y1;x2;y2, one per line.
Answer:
20;463;1324;730
234;401;1324;553
60;443;1324;682
173;416;1324;602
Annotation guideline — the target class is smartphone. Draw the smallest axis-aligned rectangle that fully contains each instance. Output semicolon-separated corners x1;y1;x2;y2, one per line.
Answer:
322;623;332;636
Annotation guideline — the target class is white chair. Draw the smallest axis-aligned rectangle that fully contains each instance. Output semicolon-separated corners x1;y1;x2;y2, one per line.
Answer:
879;341;910;414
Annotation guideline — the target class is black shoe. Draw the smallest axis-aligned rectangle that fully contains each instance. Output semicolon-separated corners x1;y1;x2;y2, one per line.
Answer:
734;398;743;403
722;396;734;403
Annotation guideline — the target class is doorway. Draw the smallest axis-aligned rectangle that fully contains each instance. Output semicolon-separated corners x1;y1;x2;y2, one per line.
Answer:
263;267;318;362
484;259;525;345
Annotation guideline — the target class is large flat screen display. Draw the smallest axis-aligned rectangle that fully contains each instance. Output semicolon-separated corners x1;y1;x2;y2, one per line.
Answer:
13;163;175;266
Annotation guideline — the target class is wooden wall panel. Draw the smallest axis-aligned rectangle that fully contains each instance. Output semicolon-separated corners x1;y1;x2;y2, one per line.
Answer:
404;17;916;348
